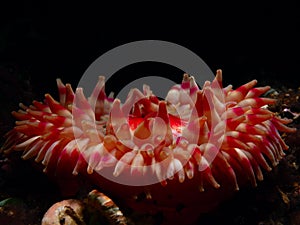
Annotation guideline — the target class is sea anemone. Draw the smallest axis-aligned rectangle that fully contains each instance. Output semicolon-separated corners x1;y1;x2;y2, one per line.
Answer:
1;69;296;224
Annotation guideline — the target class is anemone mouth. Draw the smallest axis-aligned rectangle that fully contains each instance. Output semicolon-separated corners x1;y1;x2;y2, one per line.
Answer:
1;70;296;189
69;72;227;187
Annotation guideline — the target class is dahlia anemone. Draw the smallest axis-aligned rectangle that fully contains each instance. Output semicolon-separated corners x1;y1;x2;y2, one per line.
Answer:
1;69;296;224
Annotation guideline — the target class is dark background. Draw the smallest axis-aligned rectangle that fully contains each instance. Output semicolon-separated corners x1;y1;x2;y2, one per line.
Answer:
0;1;299;106
0;3;300;224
